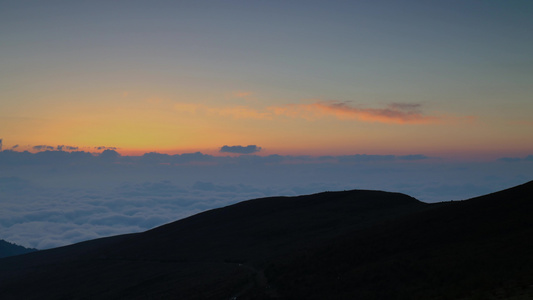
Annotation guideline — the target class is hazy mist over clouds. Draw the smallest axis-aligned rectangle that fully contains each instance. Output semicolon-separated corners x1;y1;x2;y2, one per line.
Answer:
1;149;531;249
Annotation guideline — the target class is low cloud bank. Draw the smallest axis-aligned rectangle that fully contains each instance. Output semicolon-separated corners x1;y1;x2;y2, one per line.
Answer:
0;150;430;166
0;150;531;249
498;155;533;162
220;145;262;154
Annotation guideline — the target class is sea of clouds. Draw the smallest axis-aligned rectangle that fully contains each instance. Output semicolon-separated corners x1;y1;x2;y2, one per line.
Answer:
1;150;531;249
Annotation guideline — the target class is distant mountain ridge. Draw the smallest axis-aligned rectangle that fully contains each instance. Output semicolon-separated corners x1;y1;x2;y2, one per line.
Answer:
0;181;532;299
0;239;37;258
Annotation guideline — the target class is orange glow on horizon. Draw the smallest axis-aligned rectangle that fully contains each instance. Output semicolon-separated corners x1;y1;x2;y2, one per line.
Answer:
1;95;530;161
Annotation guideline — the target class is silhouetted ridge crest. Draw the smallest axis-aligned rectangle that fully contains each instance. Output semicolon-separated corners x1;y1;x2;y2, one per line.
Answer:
149;189;423;232
465;179;533;203
0;240;37;259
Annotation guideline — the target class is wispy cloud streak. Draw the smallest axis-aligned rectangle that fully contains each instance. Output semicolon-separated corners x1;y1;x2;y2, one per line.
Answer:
271;101;437;124
174;101;439;124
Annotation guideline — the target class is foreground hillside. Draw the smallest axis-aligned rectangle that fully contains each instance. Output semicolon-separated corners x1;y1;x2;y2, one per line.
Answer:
270;182;533;299
0;181;532;299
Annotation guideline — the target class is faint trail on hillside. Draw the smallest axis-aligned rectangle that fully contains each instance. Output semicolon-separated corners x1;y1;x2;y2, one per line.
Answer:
95;256;278;299
229;263;279;299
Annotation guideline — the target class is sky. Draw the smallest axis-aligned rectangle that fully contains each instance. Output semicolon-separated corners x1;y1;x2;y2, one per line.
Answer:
2;0;532;158
1;1;532;249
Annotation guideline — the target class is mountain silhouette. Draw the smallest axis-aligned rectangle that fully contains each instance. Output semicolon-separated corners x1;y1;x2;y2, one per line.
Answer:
0;181;532;299
0;240;37;258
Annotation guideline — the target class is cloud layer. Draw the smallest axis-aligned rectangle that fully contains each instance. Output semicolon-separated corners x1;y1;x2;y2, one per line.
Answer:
0;150;531;249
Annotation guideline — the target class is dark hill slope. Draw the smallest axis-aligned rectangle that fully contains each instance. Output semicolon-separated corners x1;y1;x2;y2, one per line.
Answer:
269;180;533;299
0;190;426;299
1;182;532;299
129;190;426;263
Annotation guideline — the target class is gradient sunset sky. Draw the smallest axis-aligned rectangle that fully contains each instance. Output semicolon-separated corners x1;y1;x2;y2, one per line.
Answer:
2;1;532;159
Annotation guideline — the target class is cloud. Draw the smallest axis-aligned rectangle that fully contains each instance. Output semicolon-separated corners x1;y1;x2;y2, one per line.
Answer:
99;149;121;161
118;180;187;197
0;139;2;151
33;145;83;152
0;177;269;249
0;150;33;165
220;145;262;154
33;145;55;151
270;101;436;124
234;154;286;164
2;142;85;153
498;157;522;163
171;101;441;124
21;144;83;152
95;146;117;151
57;145;79;151
1;149;531;250
140;152;215;165
498;155;533;162
0;150;94;165
0;176;31;192
139;152;171;164
176;152;214;163
338;154;396;163
398;154;430;161
336;154;429;163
